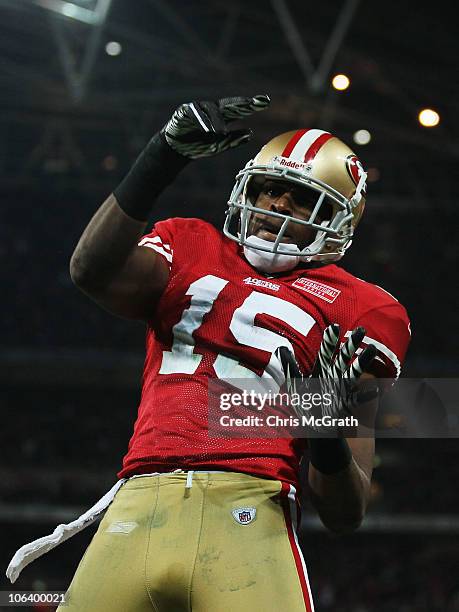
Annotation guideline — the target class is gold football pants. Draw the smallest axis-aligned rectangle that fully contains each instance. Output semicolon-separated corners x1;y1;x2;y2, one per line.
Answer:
59;472;315;612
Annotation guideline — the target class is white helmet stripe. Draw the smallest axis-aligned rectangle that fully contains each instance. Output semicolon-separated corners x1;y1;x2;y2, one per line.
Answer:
286;129;331;162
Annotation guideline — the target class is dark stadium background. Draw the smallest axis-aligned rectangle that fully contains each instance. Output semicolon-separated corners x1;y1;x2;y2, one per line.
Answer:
1;1;458;610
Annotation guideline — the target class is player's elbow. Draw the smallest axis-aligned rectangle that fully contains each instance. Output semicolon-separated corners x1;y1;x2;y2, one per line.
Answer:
326;518;363;535
70;252;90;289
321;510;365;535
69;251;104;293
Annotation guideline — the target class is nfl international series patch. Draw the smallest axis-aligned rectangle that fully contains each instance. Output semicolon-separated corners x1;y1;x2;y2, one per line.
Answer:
292;277;341;303
231;507;257;525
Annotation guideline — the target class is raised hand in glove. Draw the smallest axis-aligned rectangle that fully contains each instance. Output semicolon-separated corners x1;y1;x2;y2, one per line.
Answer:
163;94;270;159
114;94;270;220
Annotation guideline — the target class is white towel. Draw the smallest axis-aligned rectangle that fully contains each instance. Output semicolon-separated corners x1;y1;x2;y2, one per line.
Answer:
6;469;226;584
6;478;126;584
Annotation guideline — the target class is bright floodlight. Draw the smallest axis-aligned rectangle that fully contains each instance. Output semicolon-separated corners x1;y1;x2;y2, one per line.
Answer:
332;74;350;91
33;0;112;25
418;108;440;127
61;2;78;17
105;41;122;56
353;129;371;145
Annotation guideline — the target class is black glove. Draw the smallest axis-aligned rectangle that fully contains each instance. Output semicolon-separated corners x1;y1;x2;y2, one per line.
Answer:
162;94;270;159
115;94;270;219
310;324;377;418
276;325;377;422
276;325;377;474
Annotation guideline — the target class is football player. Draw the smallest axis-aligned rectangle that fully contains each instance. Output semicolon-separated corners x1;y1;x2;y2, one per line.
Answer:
7;95;410;611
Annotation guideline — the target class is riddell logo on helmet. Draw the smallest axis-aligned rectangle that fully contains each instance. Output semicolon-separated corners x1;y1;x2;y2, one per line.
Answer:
272;156;312;172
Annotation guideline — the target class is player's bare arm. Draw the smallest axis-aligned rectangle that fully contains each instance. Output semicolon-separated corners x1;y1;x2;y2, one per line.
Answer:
278;324;378;534
308;375;378;534
70;95;270;320
70;194;169;320
306;328;378;533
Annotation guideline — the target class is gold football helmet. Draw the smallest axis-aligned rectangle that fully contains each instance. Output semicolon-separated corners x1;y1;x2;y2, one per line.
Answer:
223;128;367;262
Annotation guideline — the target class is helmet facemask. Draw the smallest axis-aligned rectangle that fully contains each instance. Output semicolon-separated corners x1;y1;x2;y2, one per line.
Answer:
223;155;366;264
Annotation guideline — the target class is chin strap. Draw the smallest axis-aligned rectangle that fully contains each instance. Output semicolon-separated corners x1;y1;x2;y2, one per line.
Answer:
243;235;301;273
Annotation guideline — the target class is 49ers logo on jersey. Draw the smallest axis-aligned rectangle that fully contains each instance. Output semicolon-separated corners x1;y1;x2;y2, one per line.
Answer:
346;154;367;195
243;276;280;291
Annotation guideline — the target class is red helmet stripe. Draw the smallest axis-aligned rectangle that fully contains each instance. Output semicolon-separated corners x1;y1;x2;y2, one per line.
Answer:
281;129;310;157
281;129;332;162
304;132;332;162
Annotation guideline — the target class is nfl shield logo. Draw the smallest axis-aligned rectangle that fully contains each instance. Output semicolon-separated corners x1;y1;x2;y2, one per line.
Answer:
231;507;256;525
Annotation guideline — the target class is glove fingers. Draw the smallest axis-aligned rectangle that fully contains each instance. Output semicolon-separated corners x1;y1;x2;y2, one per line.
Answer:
222;129;252;150
187;130;252;158
165;103;198;138
343;345;379;413
311;323;340;378
275;346;302;396
164;95;269;159
334;326;366;376
345;343;377;380
275;346;302;378
218;94;270;121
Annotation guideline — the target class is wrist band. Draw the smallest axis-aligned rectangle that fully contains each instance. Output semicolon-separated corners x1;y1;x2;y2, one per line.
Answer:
113;132;190;221
308;438;352;475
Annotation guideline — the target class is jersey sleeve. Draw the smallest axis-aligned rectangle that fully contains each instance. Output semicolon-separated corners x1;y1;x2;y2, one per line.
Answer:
137;219;175;271
346;303;411;380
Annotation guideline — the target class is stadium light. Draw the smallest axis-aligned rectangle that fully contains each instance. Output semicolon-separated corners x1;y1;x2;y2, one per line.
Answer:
353;129;372;145
32;0;112;25
331;73;350;91
105;41;122;56
418;108;440;128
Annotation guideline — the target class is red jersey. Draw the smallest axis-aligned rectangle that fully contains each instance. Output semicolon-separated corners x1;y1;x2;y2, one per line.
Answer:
118;218;410;487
